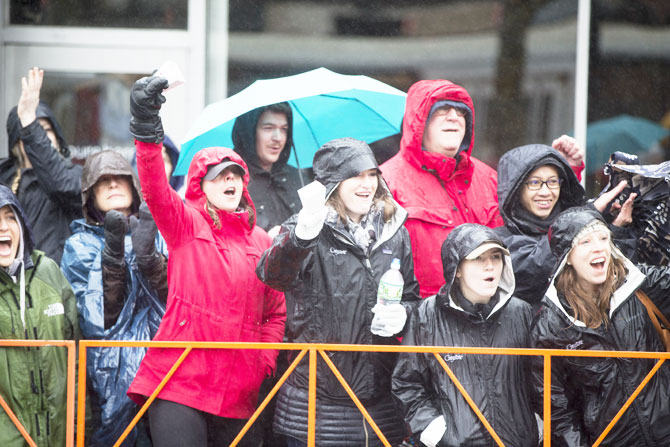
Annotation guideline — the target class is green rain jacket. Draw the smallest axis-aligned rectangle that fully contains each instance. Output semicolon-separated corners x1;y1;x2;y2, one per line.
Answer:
0;184;80;447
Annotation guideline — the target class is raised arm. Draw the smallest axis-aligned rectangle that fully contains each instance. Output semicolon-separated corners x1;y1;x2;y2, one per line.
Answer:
17;67;81;209
130;76;196;247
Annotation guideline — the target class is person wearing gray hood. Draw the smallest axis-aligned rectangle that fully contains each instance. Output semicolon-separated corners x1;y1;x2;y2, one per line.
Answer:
1;67;82;263
257;137;421;447
392;224;538;447
61;150;167;446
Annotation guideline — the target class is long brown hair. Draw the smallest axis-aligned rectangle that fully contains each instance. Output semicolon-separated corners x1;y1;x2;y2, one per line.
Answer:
555;253;627;328
326;173;396;224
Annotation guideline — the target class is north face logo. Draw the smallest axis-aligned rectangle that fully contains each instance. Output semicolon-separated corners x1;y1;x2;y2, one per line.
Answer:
44;303;65;317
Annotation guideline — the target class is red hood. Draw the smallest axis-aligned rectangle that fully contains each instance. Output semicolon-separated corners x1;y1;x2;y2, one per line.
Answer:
184;146;256;230
399;80;475;175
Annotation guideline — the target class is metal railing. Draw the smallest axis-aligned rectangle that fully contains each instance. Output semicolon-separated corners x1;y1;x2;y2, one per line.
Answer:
1;339;668;447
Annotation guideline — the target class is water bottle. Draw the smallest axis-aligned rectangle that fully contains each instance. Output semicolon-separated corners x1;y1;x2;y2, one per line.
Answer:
377;258;404;306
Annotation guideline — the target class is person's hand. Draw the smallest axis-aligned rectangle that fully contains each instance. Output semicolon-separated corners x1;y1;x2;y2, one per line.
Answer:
17;67;43;127
129;202;158;259
593;180;637;227
593;180;628;214
370;303;407;337
419;415;447;447
294;205;328;241
129;75;168;143
102;210;129;267
552;135;584;167
611;192;636;227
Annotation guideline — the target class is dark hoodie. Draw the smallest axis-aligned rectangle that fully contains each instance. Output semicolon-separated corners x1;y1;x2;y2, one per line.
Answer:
232;104;307;231
257;137;420;446
495;144;585;304
531;206;670;446
1;102;82;263
392;224;538;447
495;144;636;305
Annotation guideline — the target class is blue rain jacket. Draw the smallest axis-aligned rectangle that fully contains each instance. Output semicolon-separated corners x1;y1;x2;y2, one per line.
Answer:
61;219;167;446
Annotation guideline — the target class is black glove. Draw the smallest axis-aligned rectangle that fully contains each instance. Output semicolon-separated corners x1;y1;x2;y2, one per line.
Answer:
129;76;168;143
102;210;129;329
129;202;168;303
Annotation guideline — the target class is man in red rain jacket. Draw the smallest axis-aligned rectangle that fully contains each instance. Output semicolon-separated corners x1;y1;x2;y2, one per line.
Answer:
382;80;584;298
382;80;501;298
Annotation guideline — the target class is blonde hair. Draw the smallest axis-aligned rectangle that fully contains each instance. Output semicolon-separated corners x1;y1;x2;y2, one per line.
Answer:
10;142;32;194
326;172;396;224
556;253;627;328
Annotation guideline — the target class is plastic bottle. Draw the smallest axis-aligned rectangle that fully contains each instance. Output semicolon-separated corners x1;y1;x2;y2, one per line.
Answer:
377;258;404;306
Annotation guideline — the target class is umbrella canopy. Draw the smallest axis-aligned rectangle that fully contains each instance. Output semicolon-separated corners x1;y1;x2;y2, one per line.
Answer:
586;114;669;174
174;67;406;175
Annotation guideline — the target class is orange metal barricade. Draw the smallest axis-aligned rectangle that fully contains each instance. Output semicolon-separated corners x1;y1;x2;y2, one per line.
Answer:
69;340;670;447
2;339;666;446
0;339;76;447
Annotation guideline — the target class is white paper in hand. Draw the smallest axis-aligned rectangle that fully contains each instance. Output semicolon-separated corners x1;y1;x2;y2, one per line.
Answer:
297;181;327;211
154;60;185;91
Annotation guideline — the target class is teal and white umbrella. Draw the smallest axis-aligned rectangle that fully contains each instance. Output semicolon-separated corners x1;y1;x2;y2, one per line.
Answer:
174;67;406;175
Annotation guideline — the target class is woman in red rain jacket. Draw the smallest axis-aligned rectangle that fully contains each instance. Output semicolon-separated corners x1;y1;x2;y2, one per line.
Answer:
126;76;286;447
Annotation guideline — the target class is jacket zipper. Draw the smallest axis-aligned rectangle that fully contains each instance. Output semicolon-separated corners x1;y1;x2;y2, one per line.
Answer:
608;322;654;445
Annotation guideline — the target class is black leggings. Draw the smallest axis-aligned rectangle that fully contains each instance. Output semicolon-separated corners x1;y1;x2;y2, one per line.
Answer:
148;398;257;447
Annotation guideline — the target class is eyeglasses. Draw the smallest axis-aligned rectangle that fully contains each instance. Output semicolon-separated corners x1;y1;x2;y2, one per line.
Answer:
524;178;562;190
434;106;467;117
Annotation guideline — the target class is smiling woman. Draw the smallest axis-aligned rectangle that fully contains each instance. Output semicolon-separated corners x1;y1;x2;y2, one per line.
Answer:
257;137;421;447
531;206;670;445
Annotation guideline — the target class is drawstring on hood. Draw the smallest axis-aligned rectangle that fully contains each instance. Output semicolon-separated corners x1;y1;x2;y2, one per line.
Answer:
6;207;27;327
0;187;36;328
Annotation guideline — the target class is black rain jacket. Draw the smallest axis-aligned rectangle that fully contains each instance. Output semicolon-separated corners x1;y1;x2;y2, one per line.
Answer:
495;144;635;305
232;105;307;231
531;206;670;446
392;224;538;447
2;102;82;263
256;138;421;446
